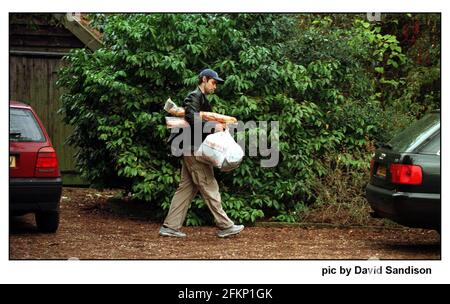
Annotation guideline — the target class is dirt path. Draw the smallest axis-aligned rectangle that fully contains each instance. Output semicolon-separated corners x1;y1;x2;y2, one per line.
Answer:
9;188;441;260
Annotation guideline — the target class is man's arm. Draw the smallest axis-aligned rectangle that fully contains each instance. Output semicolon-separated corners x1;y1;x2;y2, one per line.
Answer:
183;92;201;127
183;91;221;134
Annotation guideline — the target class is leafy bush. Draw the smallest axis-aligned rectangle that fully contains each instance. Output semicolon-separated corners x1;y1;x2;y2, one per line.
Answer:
58;13;439;226
305;152;374;225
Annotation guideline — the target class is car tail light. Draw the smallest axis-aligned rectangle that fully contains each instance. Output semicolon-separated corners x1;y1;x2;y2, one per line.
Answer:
390;163;422;185
35;147;60;177
370;159;375;175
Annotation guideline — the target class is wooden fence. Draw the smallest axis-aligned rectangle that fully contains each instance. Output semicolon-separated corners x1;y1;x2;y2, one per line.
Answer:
9;54;85;185
9;13;101;185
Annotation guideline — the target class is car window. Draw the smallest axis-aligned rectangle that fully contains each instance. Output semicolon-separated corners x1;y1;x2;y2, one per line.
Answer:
418;132;440;155
10;108;45;142
388;112;440;153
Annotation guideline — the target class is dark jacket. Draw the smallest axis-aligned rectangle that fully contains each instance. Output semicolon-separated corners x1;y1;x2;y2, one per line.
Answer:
168;87;216;153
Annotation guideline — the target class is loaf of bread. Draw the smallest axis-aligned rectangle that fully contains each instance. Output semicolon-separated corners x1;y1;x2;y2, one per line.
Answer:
200;111;237;123
165;117;190;128
164;98;237;124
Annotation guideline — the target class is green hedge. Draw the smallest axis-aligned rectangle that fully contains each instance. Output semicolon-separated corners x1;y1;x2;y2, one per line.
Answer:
58;14;438;225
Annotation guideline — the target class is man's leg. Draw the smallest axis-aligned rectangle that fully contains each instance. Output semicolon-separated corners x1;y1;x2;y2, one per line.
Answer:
163;158;198;230
184;156;234;229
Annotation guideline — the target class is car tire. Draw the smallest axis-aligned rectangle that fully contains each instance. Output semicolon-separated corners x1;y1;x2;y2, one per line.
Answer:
35;211;60;233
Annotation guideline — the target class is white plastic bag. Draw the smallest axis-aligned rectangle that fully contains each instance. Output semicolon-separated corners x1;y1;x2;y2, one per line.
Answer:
195;130;244;172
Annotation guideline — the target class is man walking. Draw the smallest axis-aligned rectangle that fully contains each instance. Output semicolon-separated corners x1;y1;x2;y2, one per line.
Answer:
159;68;244;238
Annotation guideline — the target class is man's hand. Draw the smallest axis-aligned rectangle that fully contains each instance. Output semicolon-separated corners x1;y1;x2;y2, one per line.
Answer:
214;122;227;132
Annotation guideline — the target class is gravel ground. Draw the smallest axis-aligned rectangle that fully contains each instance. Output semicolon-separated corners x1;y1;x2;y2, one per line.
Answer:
9;187;441;260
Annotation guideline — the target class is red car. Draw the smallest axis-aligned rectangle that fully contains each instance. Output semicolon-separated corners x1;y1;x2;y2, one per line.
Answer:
9;101;62;233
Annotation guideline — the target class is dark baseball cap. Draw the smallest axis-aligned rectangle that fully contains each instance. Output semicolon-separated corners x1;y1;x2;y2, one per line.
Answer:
199;68;224;83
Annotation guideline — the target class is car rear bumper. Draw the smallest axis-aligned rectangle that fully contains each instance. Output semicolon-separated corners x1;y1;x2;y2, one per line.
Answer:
366;183;440;229
9;177;62;214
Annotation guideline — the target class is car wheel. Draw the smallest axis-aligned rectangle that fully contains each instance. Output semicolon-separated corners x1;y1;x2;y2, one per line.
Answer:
35;211;60;233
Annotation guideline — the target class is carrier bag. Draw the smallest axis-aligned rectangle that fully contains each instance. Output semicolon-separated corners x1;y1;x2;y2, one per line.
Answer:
195;130;244;172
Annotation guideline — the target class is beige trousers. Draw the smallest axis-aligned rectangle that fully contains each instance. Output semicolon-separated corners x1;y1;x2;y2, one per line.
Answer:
163;156;234;230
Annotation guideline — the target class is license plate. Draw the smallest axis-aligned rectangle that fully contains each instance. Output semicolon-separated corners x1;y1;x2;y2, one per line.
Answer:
376;165;386;177
10;156;16;168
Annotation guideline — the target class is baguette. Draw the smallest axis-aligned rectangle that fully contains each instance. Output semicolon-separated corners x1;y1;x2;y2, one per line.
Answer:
164;98;237;124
